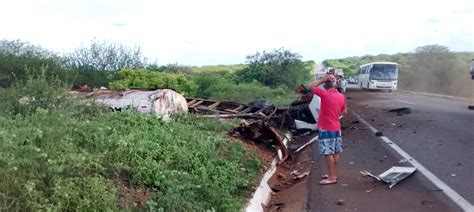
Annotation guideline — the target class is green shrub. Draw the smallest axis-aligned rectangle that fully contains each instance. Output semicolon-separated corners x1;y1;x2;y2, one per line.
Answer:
0;75;260;211
109;69;197;95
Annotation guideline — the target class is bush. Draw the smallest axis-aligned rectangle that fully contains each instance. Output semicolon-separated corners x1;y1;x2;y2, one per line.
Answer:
0;39;72;87
0;74;261;211
109;68;197;95
236;48;311;89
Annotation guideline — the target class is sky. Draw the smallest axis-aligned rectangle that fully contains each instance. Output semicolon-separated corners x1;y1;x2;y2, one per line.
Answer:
1;0;474;66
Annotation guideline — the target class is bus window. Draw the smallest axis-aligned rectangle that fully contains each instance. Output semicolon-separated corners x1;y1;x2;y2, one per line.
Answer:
370;64;398;80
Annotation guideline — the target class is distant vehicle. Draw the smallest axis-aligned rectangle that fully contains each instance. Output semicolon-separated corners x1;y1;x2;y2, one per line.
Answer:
358;62;398;91
335;68;344;77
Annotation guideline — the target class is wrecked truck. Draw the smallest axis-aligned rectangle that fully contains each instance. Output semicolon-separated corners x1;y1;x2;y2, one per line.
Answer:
72;88;188;119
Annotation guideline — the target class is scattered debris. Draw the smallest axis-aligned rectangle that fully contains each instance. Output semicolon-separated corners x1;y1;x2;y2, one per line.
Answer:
398;159;408;164
366;189;373;193
291;171;310;180
293;136;318;153
375;132;383;137
187;97;283;120
450;174;456;177
360;166;417;188
341;184;349;187
391;123;397;126
349;162;355;165
268;202;286;210
420;200;434;206
387;107;411;116
335;198;345;205
230;120;289;164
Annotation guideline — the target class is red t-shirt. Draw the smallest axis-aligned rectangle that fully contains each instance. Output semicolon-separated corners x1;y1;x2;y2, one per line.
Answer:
311;87;346;131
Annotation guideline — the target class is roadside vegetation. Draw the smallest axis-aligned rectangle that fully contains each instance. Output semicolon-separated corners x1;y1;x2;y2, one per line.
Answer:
323;44;474;97
0;39;311;211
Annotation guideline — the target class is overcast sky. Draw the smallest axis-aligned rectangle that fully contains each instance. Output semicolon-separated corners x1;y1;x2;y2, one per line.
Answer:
1;0;473;65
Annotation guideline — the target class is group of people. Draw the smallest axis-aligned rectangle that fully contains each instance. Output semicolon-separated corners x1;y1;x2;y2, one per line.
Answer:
309;73;347;185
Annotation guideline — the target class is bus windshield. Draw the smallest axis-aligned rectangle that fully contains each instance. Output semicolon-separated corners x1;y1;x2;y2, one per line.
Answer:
370;64;397;80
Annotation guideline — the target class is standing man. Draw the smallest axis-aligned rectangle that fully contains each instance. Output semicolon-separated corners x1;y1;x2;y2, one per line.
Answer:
339;76;347;93
309;74;347;185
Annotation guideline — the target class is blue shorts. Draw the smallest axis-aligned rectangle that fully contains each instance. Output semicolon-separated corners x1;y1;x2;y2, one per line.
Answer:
318;129;343;155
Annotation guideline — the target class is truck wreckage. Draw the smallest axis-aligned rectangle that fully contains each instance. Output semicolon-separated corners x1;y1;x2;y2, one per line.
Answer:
72;85;320;164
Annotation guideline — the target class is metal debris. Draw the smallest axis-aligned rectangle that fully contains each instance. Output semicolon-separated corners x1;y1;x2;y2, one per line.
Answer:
360;166;417;188
230;120;290;164
186;97;284;120
294;136;318;153
387;107;411;116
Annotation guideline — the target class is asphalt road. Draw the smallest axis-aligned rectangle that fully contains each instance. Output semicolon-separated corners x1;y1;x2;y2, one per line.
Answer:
307;87;473;211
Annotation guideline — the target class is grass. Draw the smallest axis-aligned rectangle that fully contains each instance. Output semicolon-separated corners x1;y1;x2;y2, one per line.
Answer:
0;76;261;211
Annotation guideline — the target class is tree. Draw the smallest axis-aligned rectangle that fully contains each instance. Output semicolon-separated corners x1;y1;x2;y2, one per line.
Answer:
237;48;310;88
0;39;68;87
66;39;147;87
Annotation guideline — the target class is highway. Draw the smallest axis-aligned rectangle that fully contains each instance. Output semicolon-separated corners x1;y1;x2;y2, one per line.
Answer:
308;87;473;211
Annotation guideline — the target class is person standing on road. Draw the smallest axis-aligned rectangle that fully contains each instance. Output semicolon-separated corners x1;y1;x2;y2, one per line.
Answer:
309;74;347;185
339;76;347;93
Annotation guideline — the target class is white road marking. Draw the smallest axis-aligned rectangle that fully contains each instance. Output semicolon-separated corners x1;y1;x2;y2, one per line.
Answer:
353;112;474;212
395;99;417;105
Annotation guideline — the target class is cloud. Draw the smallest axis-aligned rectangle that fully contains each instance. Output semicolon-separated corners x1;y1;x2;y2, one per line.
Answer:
0;0;473;65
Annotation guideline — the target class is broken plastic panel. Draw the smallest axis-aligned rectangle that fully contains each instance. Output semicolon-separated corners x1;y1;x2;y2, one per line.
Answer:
360;166;417;188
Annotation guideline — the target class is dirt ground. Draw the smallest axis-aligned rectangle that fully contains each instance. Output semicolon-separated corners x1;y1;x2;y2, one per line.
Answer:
265;132;316;212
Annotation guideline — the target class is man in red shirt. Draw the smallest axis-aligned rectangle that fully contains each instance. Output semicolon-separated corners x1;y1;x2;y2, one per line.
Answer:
310;74;347;185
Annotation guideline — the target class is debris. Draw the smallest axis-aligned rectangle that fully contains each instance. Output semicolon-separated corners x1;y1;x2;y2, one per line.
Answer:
349;162;355;165
420;200;434;206
398;159;408;164
457;163;462;166
292;171;310;180
351;120;360;124
186;97;283;120
375;132;383;136
371;118;375;122
450;174;456;177
335;198;345;205
387;107;411;116
268;202;286;210
230;120;290;164
360;166;417;188
379;160;384;163
294;136;318;153
366;189;373;193
391;123;396;126
341;184;349;187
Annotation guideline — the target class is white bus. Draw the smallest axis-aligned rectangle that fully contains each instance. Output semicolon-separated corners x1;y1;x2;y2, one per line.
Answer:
358;62;398;91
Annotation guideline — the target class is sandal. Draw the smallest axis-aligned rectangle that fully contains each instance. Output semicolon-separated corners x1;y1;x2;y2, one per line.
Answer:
319;179;337;185
322;175;337;180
